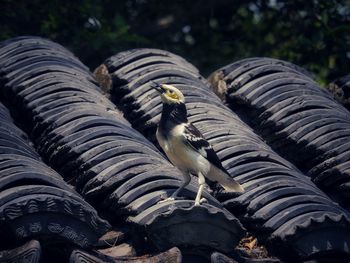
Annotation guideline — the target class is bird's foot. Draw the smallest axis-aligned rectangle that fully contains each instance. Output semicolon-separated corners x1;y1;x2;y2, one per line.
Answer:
194;197;207;206
158;197;176;204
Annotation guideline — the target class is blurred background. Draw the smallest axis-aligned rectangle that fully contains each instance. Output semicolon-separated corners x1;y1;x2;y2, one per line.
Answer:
0;0;349;85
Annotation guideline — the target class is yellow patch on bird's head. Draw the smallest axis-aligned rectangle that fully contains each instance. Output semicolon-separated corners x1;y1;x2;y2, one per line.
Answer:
158;84;185;104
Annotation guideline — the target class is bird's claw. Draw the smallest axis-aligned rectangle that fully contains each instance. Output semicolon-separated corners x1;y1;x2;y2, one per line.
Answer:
194;197;207;206
158;197;175;204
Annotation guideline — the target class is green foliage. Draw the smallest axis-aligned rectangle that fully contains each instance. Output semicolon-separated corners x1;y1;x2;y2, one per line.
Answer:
0;0;349;83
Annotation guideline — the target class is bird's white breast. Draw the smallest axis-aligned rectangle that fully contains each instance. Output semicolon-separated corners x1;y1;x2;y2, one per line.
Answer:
156;124;210;175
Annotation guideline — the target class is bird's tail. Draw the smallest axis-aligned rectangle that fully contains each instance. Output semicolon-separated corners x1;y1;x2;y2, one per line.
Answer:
207;165;244;192
221;177;244;192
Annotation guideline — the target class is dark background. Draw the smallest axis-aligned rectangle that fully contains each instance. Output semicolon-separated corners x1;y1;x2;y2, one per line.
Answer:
1;0;349;85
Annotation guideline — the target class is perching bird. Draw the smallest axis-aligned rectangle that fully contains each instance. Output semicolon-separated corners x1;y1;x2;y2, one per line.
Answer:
154;83;244;206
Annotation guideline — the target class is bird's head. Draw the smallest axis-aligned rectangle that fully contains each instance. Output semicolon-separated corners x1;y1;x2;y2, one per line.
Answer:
153;83;185;104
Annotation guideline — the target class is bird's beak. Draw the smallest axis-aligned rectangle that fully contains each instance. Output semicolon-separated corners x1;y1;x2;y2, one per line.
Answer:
151;81;164;93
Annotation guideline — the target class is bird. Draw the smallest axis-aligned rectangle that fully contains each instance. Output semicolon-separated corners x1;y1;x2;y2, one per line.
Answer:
153;83;244;206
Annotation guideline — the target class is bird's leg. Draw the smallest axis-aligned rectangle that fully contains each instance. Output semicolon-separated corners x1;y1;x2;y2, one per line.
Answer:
194;172;205;206
159;172;191;203
171;172;191;198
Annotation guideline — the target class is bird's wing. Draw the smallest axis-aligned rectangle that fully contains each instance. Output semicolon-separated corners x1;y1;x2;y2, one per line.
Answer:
183;122;244;193
183;122;226;171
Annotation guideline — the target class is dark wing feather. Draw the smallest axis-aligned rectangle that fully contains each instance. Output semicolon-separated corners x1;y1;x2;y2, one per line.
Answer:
183;123;226;172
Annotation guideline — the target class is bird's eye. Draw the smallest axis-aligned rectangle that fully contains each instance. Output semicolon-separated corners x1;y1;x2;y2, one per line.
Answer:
167;89;178;99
